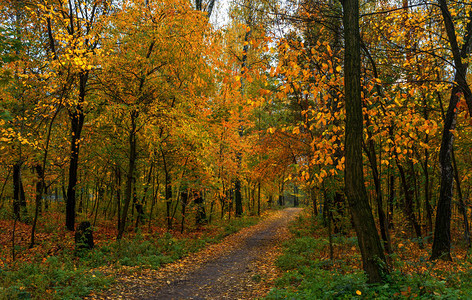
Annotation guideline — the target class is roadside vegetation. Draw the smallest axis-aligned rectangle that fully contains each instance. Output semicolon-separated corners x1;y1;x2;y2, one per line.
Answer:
0;211;260;299
268;210;472;299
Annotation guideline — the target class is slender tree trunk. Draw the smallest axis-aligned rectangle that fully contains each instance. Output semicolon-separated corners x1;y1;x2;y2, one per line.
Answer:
0;168;11;211
278;180;285;206
13;162;22;220
342;0;388;282
133;179;144;231
431;86;458;260
115;165;122;231
163;155;173;230
180;189;188;233
195;191;207;225
424;135;433;235
452;147;470;246
66;72;87;231
117;109;138;240
234;180;243;216
396;160;422;240
364;139;392;254
93;185;102;227
29;165;44;248
432;0;472;260
257;181;261;216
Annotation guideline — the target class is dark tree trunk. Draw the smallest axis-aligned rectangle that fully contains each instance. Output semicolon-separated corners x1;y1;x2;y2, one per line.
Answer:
257;181;261;216
133;179;144;231
115;165;122;231
432;0;472;260
396;161;422;240
13;162;22;220
0;167;11;211
117;109;138;240
164;164;173;230
342;0;388;282
195;192;207;225
233;13;252;218
278;180;285;206
66;72;87;231
181;190;188;233
431;86;458;261
19;173;26;216
388;170;395;229
452;147;470;246
30;165;44;248
423;134;433;235
234;180;243;217
135;163;153;230
333;192;345;234
364;136;392;254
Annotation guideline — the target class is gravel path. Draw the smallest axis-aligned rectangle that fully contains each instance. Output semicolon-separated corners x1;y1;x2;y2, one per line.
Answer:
96;208;302;300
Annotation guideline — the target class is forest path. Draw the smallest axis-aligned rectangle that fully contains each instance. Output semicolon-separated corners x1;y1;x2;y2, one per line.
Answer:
96;207;302;300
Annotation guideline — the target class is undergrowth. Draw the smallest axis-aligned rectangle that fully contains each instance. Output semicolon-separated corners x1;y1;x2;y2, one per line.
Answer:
0;214;260;300
266;211;472;299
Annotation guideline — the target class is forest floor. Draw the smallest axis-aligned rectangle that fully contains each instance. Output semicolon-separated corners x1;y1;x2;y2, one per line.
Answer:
89;207;302;300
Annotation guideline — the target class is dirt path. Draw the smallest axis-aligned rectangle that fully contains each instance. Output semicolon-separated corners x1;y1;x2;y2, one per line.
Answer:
95;208;302;300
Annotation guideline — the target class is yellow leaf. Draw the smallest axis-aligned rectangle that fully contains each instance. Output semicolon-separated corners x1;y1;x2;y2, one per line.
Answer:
336;66;342;72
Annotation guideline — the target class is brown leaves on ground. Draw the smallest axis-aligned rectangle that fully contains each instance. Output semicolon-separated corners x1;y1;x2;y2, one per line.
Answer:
89;208;302;300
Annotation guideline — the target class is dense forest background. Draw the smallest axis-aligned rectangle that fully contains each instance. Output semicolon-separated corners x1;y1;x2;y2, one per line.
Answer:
1;0;472;297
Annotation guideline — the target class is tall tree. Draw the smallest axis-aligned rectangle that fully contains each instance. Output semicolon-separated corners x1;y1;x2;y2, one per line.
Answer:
431;0;472;260
341;0;388;282
43;0;111;231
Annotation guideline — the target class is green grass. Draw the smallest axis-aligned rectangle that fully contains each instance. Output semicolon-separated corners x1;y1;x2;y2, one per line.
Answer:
266;212;472;299
0;214;262;300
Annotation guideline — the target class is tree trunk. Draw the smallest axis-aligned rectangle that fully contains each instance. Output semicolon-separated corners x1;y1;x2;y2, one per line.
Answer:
257;181;261;216
278;180;285;206
181;189;188;233
431;86;458;260
432;0;472;260
342;0;388;282
117;109;138;240
66;72;87;231
13;162;22;220
115;165;122;231
30;165;44;248
133;179;144;231
0;168;11;212
423;134;433;235
234;180;243;217
195;191;207;225
451;147;470;246
164;158;173;230
364;137;392;254
396;160;422;240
